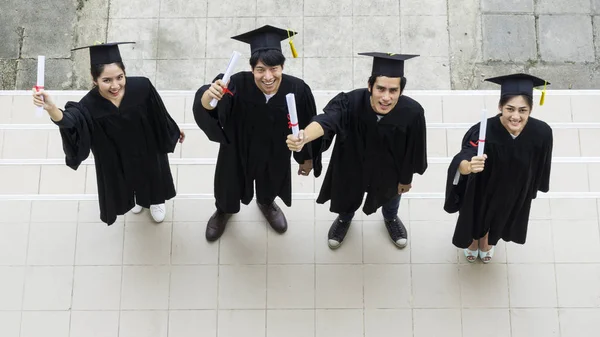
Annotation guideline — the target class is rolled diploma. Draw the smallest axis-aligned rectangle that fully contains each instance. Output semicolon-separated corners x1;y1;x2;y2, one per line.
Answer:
209;51;241;108
477;108;487;157
36;55;45;116
286;93;300;152
453;108;488;184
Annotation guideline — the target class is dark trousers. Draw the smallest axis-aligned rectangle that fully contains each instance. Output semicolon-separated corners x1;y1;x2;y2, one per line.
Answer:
338;194;402;222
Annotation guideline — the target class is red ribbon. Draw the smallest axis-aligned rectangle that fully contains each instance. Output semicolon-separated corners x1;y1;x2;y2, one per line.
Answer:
34;85;44;91
470;139;486;148
287;114;298;129
222;87;233;96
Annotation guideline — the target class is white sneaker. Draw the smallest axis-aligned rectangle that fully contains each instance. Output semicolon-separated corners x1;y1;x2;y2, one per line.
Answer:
131;204;143;214
150;204;166;223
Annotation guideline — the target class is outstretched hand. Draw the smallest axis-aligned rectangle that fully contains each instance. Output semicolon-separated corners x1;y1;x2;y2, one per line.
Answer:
286;130;305;152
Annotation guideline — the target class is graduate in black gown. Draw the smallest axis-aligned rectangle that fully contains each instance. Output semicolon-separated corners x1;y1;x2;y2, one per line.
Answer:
193;25;321;241
444;73;553;263
287;52;427;249
32;42;184;225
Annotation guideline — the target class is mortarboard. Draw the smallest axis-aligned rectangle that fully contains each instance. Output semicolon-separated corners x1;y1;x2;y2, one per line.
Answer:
358;52;419;77
231;25;299;57
71;41;135;66
485;73;550;105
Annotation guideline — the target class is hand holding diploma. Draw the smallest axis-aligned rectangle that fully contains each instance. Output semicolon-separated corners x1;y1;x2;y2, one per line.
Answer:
477;109;487;157
468;154;487;173
32;87;62;122
35;55;45;117
286;130;305;152
32;88;56;112
458;109;489;175
285;93;301;152
206;79;229;101
469;108;488;173
209;51;241;108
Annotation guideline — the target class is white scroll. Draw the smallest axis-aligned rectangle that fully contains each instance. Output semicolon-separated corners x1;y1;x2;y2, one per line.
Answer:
477;109;487;156
36;55;45;116
210;51;241;108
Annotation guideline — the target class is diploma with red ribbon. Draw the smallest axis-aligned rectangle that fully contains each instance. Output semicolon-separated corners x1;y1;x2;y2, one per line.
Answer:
286;93;300;152
35;55;45;117
285;93;299;135
210;51;241;108
477;108;487;157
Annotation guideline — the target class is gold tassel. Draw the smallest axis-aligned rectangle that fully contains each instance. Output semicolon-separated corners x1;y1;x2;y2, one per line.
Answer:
539;80;547;106
288;29;298;58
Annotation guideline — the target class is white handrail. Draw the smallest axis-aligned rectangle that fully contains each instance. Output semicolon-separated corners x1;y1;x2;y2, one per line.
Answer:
2;122;600;130
1;157;600;166
1;192;599;201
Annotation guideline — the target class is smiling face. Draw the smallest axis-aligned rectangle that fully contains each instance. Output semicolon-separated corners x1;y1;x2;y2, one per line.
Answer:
93;63;126;101
252;60;283;95
499;95;532;135
368;76;402;114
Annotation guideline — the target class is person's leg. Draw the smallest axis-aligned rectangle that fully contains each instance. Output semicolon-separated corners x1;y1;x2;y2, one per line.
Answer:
337;211;355;223
206;201;235;242
478;232;495;263
381;194;401;221
382;194;408;248
464;239;479;263
255;172;287;234
328;210;355;250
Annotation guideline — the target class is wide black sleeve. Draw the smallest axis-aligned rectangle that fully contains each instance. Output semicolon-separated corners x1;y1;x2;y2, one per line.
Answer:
192;73;234;144
443;123;480;213
52;102;94;170
147;80;181;153
535;127;553;195
311;92;351;153
292;82;323;177
398;110;428;185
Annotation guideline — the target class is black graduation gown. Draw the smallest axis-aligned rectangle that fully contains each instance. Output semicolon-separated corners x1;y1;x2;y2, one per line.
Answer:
192;71;322;213
313;89;428;215
54;76;181;225
444;115;553;248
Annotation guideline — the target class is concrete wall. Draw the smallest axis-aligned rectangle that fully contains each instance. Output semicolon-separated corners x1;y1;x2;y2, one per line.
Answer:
2;0;600;90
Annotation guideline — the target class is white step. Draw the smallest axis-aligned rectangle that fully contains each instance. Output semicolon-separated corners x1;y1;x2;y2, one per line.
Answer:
2;90;599;199
3;90;600;125
1;126;598;160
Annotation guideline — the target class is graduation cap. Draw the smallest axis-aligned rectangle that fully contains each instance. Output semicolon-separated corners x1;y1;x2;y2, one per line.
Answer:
71;41;136;65
358;52;419;77
231;25;299;57
485;73;550;105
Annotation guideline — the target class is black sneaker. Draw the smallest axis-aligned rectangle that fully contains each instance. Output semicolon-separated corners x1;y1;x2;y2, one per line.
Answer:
327;217;352;249
384;216;408;248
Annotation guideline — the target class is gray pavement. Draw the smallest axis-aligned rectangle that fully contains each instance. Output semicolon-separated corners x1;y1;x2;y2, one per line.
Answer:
1;0;599;90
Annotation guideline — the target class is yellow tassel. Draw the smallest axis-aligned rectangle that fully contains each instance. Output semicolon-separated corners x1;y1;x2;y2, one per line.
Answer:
539;81;547;106
289;41;298;58
287;29;298;58
93;40;103;45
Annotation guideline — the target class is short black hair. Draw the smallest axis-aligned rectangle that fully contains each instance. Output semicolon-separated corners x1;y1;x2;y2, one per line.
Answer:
249;49;286;69
368;75;407;93
91;62;126;81
498;94;533;110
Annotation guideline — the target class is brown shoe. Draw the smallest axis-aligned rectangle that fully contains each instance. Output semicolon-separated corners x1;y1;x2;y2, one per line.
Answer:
205;209;232;241
257;201;288;233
